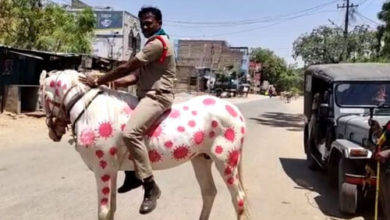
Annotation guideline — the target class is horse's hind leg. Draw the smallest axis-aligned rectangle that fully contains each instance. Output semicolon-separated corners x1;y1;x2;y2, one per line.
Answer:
110;172;117;214
191;154;217;220
94;170;118;220
209;145;247;220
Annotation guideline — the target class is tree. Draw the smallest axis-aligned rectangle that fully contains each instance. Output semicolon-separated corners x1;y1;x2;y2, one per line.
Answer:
277;65;304;94
293;25;379;66
348;25;380;62
293;26;344;66
0;0;95;53
251;47;302;93
251;48;287;85
378;1;390;58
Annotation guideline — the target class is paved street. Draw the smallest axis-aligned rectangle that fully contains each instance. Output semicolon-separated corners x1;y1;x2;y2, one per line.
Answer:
0;96;374;220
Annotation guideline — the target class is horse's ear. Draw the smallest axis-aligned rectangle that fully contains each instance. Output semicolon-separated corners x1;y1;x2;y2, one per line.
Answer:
39;70;48;86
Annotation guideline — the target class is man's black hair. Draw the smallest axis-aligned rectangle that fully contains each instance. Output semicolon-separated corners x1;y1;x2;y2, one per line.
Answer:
138;7;162;22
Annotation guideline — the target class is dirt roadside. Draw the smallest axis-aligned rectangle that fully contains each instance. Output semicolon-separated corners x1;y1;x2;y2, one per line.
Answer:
0;94;267;148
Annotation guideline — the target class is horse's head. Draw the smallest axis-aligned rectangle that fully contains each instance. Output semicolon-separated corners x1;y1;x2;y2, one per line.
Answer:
39;70;85;142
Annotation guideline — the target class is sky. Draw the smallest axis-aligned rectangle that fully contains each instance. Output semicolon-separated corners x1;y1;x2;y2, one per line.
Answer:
56;0;385;66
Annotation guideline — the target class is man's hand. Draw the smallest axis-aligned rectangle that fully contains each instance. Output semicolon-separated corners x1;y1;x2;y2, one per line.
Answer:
375;149;390;163
79;75;99;88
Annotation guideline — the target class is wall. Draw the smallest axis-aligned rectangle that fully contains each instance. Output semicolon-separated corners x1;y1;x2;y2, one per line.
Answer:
177;40;244;71
175;65;197;93
4;86;20;114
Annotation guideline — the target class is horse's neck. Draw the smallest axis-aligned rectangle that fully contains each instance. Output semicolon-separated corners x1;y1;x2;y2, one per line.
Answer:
63;84;93;123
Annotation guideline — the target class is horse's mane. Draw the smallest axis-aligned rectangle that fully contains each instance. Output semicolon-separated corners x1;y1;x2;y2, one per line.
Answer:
44;69;139;109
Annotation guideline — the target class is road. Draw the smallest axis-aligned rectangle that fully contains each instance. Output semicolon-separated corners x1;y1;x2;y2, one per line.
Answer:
0;96;374;220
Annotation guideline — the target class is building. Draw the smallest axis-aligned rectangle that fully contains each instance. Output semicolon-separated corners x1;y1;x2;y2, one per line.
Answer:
230;47;249;75
69;0;141;61
176;40;244;72
175;65;198;93
0;45;121;114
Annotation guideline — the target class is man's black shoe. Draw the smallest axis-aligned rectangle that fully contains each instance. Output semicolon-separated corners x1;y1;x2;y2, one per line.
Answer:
139;177;161;215
117;171;143;193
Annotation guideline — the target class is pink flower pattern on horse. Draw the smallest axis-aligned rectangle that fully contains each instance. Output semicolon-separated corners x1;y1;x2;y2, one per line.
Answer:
79;128;96;147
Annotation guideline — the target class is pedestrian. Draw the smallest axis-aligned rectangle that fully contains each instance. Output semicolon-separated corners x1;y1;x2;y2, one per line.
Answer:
268;86;275;98
80;6;176;215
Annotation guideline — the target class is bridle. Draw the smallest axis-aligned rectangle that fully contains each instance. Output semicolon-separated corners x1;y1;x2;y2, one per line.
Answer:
41;72;86;140
42;72;103;141
43;82;80;140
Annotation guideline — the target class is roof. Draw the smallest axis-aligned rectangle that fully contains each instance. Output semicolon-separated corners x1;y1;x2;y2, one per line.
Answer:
0;44;80;58
306;63;390;82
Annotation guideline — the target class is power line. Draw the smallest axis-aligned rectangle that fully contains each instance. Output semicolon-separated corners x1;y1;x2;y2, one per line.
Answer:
166;0;338;25
360;0;376;12
355;11;381;25
165;7;335;29
337;0;359;59
171;10;337;38
338;0;359;36
166;9;338;29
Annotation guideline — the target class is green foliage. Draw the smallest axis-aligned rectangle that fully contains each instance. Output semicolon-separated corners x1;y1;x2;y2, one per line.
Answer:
277;66;304;93
251;48;287;85
293;25;379;66
251;47;303;93
293;26;344;65
347;25;380;62
0;0;95;53
378;1;390;58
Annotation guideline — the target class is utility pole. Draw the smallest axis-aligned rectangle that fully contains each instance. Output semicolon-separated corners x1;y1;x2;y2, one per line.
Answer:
337;0;359;60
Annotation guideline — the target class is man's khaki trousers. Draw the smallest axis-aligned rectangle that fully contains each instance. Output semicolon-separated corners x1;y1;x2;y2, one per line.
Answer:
123;91;173;180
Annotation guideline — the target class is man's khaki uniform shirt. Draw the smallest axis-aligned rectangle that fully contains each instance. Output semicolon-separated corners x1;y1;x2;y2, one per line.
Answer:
135;35;176;98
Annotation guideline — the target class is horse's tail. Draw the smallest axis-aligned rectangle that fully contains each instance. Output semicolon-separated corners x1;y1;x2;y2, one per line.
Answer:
238;151;245;190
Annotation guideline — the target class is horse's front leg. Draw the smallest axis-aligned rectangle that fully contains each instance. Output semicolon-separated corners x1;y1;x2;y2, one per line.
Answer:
94;169;117;220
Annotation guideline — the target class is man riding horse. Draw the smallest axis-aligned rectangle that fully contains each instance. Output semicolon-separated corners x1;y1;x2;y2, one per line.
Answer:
80;7;175;215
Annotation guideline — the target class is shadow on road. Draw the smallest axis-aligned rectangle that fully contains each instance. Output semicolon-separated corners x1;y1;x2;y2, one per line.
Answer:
249;112;304;132
279;158;376;220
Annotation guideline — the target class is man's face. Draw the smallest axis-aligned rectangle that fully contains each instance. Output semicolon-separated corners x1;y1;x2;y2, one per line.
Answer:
140;12;161;38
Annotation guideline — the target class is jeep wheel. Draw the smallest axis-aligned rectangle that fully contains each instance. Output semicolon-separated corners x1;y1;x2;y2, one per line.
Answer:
338;158;358;215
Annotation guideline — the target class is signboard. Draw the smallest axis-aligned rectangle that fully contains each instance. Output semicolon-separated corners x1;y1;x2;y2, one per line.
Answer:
95;11;123;29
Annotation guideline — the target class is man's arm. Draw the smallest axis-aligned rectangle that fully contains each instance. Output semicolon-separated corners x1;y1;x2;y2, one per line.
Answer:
79;58;144;87
113;71;140;88
79;38;163;88
97;58;144;85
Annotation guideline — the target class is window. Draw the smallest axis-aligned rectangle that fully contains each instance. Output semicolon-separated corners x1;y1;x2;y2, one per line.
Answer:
128;30;134;49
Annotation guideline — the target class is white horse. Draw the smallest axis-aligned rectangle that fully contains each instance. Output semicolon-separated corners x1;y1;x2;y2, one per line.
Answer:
39;70;248;220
